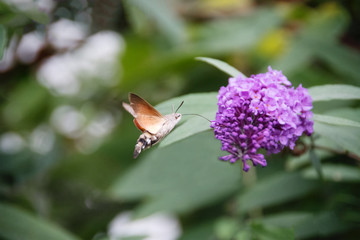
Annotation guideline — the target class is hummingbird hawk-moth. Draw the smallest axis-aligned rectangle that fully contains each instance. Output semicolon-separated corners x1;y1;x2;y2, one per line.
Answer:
122;93;183;158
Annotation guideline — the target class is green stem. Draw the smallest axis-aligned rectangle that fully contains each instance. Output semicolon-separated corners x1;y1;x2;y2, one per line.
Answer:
242;166;262;218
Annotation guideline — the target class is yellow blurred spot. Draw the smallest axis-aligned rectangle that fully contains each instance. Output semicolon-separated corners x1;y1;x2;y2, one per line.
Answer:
319;2;342;17
201;0;252;11
256;29;289;58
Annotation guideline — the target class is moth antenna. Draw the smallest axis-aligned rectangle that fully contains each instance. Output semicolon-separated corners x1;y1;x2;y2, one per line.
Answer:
182;113;212;123
175;101;184;113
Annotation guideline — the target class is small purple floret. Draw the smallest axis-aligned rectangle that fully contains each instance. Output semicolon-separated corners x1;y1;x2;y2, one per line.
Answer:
211;66;313;172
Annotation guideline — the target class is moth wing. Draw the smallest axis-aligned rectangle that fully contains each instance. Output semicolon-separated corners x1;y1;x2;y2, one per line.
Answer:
134;115;166;134
128;93;163;117
128;93;166;134
122;102;136;117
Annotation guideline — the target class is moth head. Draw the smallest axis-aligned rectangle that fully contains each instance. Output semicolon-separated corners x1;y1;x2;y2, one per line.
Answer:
172;101;183;123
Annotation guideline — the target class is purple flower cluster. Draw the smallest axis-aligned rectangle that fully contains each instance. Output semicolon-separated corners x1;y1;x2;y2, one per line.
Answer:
211;67;313;171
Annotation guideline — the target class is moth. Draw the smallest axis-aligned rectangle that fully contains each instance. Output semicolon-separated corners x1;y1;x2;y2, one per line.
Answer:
122;93;183;158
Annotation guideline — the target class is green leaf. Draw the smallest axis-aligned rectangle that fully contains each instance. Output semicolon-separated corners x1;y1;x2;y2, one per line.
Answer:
3;0;49;24
237;172;318;213
271;8;348;76
120;237;146;240
309;148;323;180
179;221;214;240
271;38;313;75
155;92;218;115
187;8;282;55
322;107;360;123
295;211;349;239
214;218;239;239
314;122;360;156
127;0;186;44
313;114;360;128
302;164;360;182
286;145;332;171
260;212;313;229
259;211;350;239
308;84;360;102
0;203;79;240
159;111;214;148
234;230;252;240
3;80;49;128
195;57;245;78
154;92;218;147
314;41;360;83
250;223;295;240
0;24;6;59
109;131;241;217
24;10;49;24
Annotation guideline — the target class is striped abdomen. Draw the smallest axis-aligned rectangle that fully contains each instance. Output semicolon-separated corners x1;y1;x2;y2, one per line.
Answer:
133;132;159;158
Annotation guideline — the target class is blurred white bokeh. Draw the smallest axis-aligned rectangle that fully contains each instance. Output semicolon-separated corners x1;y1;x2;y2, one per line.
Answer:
51;105;86;138
38;26;124;97
108;212;181;240
0;132;25;154
51;105;117;153
38;54;81;96
75;110;117;154
16;31;46;64
29;124;55;155
47;19;87;50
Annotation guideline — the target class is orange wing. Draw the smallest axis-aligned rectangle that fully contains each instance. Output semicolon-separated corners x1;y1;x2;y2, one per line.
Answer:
123;93;166;134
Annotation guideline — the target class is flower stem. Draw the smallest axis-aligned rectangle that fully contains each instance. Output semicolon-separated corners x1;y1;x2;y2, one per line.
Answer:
242;166;263;218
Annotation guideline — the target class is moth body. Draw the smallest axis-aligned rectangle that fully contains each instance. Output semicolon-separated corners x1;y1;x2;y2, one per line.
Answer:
156;113;182;139
133;132;158;158
122;93;182;158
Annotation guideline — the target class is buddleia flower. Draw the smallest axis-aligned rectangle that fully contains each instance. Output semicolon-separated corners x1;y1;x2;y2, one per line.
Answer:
211;67;313;171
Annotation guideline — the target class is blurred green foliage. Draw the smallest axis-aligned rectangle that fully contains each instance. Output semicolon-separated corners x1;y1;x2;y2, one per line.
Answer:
1;0;360;240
